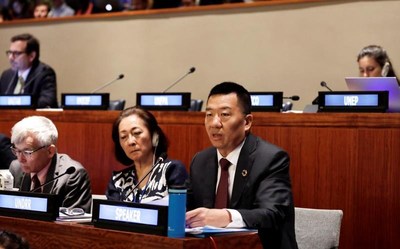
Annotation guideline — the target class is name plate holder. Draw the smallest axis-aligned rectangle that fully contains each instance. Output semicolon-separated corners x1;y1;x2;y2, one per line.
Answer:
61;93;110;110
136;92;191;111
0;190;60;221
249;92;283;112
318;91;389;113
0;94;35;109
92;199;168;236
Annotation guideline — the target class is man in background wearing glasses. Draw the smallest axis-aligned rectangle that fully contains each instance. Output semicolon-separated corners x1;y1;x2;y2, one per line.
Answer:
8;116;92;213
0;33;58;108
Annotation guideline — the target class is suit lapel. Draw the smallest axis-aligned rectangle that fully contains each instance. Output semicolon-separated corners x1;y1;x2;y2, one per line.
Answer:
230;134;257;208
43;155;57;193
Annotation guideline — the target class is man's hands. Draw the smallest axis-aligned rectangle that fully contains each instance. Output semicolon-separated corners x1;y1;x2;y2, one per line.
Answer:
186;207;232;228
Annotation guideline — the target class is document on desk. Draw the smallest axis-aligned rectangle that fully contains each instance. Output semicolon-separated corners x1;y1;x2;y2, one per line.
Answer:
185;226;257;238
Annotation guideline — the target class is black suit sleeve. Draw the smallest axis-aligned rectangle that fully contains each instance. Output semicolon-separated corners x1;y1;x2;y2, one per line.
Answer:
0;134;16;169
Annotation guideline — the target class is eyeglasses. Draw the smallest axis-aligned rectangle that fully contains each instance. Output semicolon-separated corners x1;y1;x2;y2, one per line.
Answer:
10;145;47;158
5;50;26;57
60;207;85;216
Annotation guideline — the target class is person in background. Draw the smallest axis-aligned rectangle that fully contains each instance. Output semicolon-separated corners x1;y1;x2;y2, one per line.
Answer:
186;82;298;249
0;133;16;169
106;106;188;203
33;0;51;18
0;230;30;249
47;0;74;17
9;116;92;213
5;0;33;20
0;33;58;108
199;0;243;5
181;0;196;7
357;45;400;86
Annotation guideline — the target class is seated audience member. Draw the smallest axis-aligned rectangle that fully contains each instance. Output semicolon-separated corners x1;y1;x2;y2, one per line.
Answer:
9;116;92;213
33;0;51;18
65;0;91;15
106;106;188;203
199;0;243;5
181;0;196;7
0;33;58;108
0;230;30;249
185;82;298;249
357;45;400;86
132;0;148;10
0;133;16;169
91;0;123;13
48;0;74;17
149;0;182;9
6;0;33;20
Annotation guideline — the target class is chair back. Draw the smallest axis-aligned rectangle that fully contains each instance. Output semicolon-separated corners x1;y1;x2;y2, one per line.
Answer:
189;99;203;111
295;207;343;249
108;99;126;110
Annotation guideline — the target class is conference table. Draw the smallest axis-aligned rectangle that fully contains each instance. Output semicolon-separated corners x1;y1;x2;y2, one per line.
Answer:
0;215;261;249
0;110;399;249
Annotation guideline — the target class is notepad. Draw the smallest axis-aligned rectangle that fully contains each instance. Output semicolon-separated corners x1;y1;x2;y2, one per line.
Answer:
185;226;257;238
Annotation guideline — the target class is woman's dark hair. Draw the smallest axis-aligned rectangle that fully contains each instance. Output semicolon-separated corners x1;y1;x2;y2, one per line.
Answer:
0;230;30;249
112;106;168;166
357;45;399;85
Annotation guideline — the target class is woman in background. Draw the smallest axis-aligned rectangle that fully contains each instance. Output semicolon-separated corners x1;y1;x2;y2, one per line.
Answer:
106;106;188;203
357;45;400;86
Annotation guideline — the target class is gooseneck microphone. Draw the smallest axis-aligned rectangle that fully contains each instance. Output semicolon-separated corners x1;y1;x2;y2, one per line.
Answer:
30;166;76;192
123;153;167;201
320;81;333;92
91;74;125;93
283;95;300;101
162;67;196;93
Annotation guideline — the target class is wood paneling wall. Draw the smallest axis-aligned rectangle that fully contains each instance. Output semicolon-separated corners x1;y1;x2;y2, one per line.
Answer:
0;110;399;249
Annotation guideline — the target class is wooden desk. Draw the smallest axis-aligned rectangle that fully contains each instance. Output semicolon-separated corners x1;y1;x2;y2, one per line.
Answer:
0;216;261;249
1;110;400;249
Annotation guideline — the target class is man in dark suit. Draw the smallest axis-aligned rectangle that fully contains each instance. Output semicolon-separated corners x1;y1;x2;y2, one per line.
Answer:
0;133;16;169
0;33;58;108
186;82;298;249
8;116;92;213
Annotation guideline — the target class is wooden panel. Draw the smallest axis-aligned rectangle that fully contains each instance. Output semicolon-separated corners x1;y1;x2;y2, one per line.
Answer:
1;110;400;249
0;216;262;249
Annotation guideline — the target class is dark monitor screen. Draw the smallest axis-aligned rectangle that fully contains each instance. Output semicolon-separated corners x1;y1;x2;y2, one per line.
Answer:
249;92;283;112
61;93;110;110
136;92;191;111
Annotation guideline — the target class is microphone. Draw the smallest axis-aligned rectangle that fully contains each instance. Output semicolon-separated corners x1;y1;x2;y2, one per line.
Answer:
162;67;196;93
320;81;333;92
91;74;125;93
283;95;300;101
312;81;334;104
123;152;167;201
30;166;76;192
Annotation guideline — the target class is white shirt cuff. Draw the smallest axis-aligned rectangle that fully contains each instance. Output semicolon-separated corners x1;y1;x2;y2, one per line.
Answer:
225;209;246;228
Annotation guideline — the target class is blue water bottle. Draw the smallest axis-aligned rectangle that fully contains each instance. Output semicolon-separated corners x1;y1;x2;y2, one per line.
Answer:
167;185;187;238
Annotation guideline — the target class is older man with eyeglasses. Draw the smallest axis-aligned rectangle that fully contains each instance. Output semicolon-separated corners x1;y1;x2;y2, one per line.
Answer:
0;33;58;108
8;116;92;213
